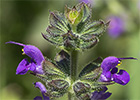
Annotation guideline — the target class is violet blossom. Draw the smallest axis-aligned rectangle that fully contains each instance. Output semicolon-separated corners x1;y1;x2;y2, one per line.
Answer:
100;56;136;85
34;82;50;100
107;16;124;38
91;87;112;100
6;41;45;75
79;0;91;4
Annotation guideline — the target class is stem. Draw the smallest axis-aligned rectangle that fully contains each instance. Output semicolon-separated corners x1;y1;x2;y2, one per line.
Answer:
68;92;72;100
68;50;78;100
70;50;78;82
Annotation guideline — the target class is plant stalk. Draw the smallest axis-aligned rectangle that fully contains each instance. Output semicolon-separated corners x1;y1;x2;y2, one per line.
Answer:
68;49;78;100
70;50;78;82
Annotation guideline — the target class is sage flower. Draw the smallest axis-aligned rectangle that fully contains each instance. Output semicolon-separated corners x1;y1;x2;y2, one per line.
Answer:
34;82;50;100
6;41;45;75
91;87;112;100
100;56;136;85
79;0;92;4
108;16;124;38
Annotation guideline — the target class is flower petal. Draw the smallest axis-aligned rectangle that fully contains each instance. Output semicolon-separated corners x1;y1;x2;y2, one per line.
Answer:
79;0;91;4
42;93;50;100
34;96;42;100
111;67;118;74
34;82;47;93
107;16;124;38
101;56;119;72
118;57;137;60
33;93;50;100
23;45;44;65
29;59;44;74
100;71;111;82
6;41;25;46
91;87;112;100
16;58;30;75
29;60;36;71
34;82;50;100
112;70;130;85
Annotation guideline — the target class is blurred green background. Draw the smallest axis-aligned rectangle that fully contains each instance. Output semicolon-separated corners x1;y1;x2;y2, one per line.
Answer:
1;0;140;100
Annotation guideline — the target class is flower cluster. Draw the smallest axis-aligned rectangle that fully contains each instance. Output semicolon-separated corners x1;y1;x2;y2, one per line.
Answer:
6;2;136;100
6;41;136;100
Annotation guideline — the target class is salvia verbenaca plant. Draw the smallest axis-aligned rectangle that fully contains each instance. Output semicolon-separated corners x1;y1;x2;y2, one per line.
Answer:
6;2;136;100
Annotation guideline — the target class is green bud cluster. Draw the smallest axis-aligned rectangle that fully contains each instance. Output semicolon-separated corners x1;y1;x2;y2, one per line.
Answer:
42;2;108;50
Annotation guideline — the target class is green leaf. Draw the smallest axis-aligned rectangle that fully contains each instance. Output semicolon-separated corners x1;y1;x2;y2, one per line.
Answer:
55;50;70;75
79;57;103;81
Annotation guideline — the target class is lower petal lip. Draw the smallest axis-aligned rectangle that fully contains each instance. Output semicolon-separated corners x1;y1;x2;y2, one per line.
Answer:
16;58;30;75
112;70;130;85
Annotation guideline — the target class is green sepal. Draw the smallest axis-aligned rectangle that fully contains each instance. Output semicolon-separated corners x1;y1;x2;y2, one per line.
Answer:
47;26;66;36
55;50;70;75
49;11;69;33
73;81;91;100
81;20;107;36
42;33;64;46
90;81;115;93
29;58;67;82
78;36;98;49
42;59;66;80
46;79;69;97
76;2;91;24
65;2;91;25
79;57;103;81
76;3;91;33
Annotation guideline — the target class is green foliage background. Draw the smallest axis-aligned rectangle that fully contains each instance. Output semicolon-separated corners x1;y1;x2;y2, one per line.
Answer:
1;0;140;100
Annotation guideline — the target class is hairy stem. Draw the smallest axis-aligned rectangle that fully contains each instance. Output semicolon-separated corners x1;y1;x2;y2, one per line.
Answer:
70;50;78;82
68;50;78;100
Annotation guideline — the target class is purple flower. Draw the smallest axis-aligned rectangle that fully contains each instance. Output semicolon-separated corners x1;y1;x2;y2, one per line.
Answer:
34;82;50;100
107;16;124;38
100;56;136;85
91;87;112;100
6;41;45;75
79;0;91;4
